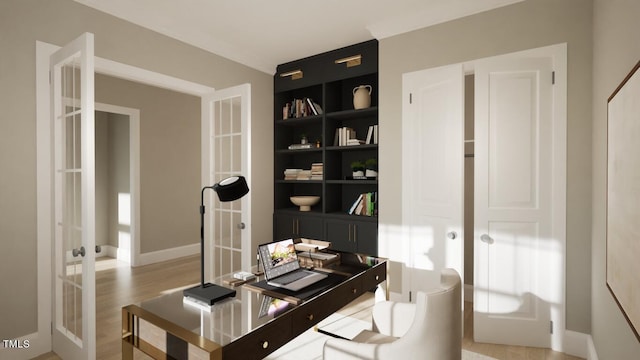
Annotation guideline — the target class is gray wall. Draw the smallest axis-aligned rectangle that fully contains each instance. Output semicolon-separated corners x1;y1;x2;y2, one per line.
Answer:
96;111;110;248
0;0;272;340
108;113;130;249
95;111;130;250
592;0;640;358
378;0;593;333
95;74;201;254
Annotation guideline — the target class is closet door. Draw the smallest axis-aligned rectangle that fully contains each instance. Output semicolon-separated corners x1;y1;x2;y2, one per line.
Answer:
474;57;554;348
402;64;465;296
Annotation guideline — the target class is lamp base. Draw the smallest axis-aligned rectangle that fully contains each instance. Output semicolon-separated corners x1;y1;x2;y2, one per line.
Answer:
183;283;236;306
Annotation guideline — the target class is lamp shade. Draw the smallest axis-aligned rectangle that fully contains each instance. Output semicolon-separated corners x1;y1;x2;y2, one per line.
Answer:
213;176;249;202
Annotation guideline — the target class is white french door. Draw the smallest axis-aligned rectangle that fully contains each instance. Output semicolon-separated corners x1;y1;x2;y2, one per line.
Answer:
50;33;96;360
402;64;465;296
202;84;252;282
473;57;555;348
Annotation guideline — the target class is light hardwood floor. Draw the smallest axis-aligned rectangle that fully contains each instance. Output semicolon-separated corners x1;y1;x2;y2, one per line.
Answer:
34;256;583;360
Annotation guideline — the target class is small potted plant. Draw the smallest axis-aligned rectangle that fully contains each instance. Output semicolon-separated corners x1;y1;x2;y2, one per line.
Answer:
365;158;378;178
351;160;365;177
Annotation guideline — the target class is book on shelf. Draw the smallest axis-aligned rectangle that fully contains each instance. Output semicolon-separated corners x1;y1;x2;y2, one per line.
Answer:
310;162;323;180
373;124;379;144
282;97;321;119
284;164;323;180
296;170;311;180
347;139;365;146
305;98;324;116
347;192;377;216
284;168;302;180
333;127;357;146
288;143;313;150
348;194;364;214
365;125;379;144
311;162;324;171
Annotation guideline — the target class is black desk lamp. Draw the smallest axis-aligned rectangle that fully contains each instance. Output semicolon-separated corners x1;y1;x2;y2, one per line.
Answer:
183;175;249;305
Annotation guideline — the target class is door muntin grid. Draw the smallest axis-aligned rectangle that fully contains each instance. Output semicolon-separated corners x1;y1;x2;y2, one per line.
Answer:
54;59;85;344
211;96;243;279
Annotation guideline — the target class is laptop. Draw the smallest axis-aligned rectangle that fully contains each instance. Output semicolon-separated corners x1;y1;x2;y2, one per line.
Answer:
258;239;327;291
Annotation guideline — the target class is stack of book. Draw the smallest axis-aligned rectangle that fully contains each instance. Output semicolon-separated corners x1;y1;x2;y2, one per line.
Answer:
284;169;302;180
296;170;311;180
348;192;378;216
311;163;323;180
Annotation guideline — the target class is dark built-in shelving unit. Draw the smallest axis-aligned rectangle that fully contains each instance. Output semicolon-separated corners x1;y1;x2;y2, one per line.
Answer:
273;40;379;255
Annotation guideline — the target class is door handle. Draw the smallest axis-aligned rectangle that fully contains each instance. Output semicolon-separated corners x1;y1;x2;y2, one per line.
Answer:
72;246;86;257
237;222;246;230
95;245;102;254
447;231;457;240
480;234;494;244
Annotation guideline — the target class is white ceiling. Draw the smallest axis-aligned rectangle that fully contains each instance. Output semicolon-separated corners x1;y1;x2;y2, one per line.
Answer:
74;0;522;74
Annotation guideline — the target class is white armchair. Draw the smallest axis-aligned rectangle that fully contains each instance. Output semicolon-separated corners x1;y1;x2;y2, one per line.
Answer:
323;268;462;360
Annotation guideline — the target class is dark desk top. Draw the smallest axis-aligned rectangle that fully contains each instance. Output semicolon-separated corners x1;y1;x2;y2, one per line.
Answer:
124;252;386;359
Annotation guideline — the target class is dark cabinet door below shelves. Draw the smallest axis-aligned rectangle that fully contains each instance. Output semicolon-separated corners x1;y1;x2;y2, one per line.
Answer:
274;213;324;241
324;218;378;256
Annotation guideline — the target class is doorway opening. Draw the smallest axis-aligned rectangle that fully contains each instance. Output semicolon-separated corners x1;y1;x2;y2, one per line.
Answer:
35;38;216;358
94;105;137;265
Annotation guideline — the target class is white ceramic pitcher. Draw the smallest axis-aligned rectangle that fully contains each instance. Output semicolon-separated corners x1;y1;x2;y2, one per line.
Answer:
353;85;372;109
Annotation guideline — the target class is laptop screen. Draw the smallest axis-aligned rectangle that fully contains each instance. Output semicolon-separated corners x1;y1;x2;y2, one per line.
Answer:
258;295;291;318
258;239;301;280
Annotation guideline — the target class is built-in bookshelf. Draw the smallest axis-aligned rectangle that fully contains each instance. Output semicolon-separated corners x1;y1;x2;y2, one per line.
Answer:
273;40;379;255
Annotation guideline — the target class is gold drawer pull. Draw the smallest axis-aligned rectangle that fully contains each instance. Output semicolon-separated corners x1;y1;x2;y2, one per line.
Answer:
352;288;358;294
375;275;380;281
262;341;269;349
335;54;362;68
280;70;303;80
307;314;314;321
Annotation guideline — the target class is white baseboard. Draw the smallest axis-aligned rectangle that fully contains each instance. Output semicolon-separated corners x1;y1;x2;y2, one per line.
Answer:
101;244;118;258
564;330;599;360
586;334;599;360
137;243;199;266
462;287;597;360
0;331;49;360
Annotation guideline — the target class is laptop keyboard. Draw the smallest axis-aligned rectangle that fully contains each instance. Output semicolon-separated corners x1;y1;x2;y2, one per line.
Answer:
274;271;309;285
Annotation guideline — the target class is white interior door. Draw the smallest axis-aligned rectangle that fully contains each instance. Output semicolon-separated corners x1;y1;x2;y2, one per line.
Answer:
50;33;96;360
474;57;554;348
402;64;465;297
202;84;252;281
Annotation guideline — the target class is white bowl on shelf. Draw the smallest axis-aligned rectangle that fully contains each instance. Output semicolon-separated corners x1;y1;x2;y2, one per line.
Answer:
290;196;320;212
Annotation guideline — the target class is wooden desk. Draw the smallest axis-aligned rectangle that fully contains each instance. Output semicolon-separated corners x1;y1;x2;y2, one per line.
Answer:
122;252;386;360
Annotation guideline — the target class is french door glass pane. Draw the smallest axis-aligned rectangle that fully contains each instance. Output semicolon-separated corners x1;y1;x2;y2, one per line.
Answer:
56;56;84;343
211;96;244;278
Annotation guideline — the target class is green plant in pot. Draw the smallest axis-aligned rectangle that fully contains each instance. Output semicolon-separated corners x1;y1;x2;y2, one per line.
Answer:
365;158;378;178
351;160;365;177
